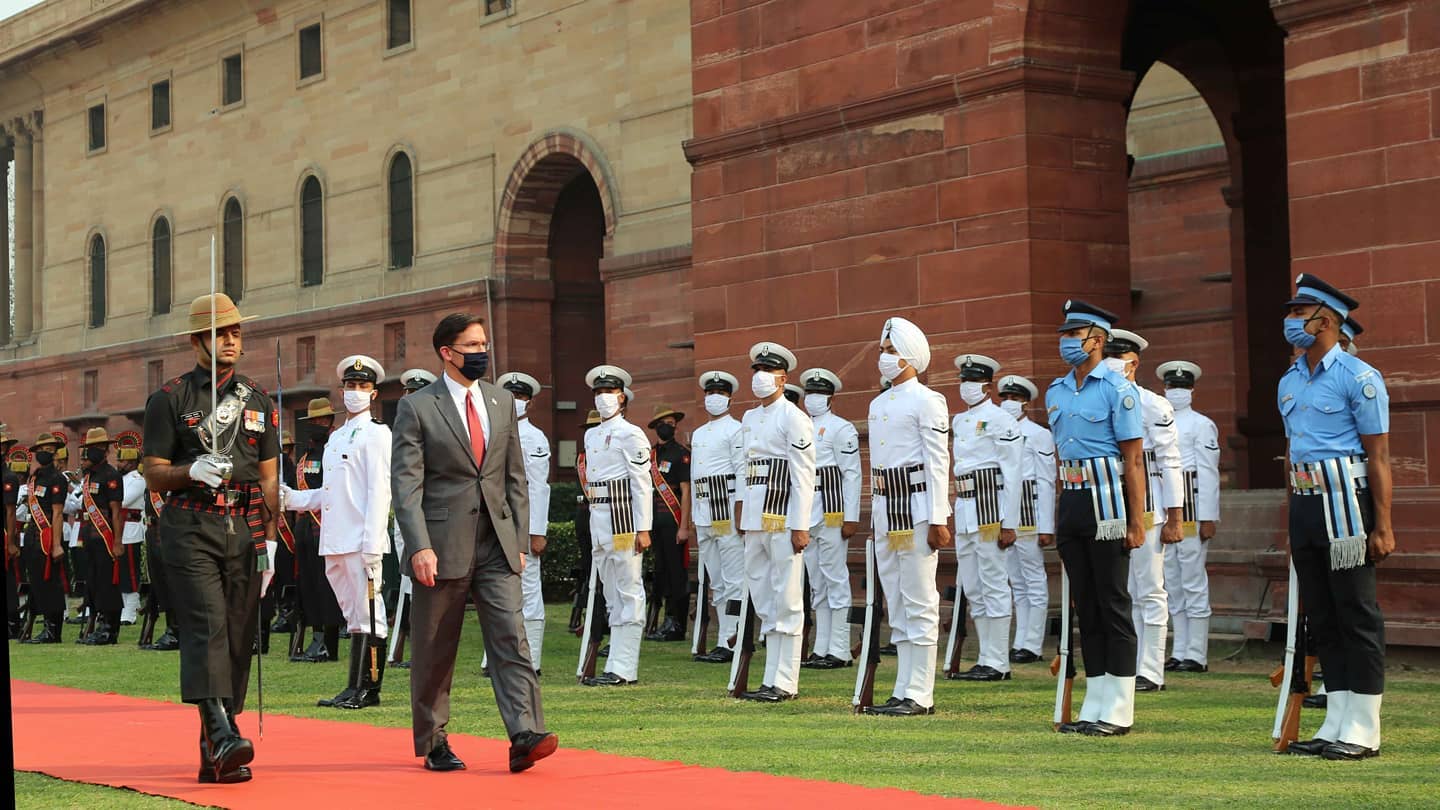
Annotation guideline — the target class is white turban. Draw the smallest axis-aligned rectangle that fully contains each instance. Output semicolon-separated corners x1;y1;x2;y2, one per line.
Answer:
881;316;931;373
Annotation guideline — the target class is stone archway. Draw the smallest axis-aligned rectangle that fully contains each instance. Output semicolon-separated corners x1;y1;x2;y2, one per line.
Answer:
494;131;619;282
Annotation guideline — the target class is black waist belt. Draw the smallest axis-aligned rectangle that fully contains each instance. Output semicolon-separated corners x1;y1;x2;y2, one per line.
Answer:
166;482;260;514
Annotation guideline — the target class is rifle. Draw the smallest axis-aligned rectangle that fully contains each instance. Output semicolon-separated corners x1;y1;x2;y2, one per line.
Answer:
801;568;815;661
645;568;663;636
726;593;755;698
1272;559;1315;752
1051;569;1074;730
851;536;883;712
576;556;601;681
942;583;968;678
691;560;710;657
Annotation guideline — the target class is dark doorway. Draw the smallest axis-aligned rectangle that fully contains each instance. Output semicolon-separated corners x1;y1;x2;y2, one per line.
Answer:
549;172;607;482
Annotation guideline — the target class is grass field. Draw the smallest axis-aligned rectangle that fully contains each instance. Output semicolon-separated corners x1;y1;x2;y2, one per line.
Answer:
11;605;1440;809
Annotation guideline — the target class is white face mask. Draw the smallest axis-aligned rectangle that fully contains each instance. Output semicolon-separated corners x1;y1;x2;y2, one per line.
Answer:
704;393;730;416
1000;399;1025;420
595;392;621;419
342;389;373;414
878;353;905;381
751;370;779;399
514;399;528;419
1165;388;1193;411
959;381;988;406
803;394;830;417
1103;357;1131;378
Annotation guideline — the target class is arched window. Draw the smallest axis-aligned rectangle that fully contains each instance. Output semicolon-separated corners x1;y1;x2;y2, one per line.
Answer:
88;234;106;328
300;175;324;286
388;153;414;269
152;217;172;315
223;197;244;301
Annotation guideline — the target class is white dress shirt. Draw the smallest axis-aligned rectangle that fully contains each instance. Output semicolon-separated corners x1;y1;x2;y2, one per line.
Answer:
285;413;393;557
121;469;147;543
868;377;952;526
1016;417;1057;536
519;417;552;537
1139;387;1184;512
1173;402;1221;522
809;409;862;525
950;398;1024;531
443;372;491;447
736;398;816;533
583;414;654;534
690;414;744;527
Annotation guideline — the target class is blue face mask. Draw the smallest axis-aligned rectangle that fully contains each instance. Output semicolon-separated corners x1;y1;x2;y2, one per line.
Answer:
1284;317;1318;349
1059;336;1091;367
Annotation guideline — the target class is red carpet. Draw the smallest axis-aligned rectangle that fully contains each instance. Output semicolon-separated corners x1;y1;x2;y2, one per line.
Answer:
13;681;1017;809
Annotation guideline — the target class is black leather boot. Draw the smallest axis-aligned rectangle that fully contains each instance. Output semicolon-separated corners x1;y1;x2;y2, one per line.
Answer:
324;625;341;661
337;635;384;710
149;625;180;651
296;627;330;662
318;633;364;707
197;698;253;783
23;615;62;644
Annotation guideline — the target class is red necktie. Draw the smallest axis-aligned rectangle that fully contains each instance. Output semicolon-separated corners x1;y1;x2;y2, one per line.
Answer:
465;390;486;470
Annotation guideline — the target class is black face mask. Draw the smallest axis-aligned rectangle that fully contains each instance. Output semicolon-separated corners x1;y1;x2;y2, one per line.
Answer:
307;426;331;445
34;451;54;467
85;447;107;464
655;424;676;443
450;349;489;381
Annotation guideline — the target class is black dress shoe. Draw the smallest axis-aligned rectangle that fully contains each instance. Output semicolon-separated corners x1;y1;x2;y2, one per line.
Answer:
295;637;330;663
1322;741;1379;761
581;671;635;687
800;653;826;669
949;665;1011;682
1285;738;1332;757
1136;676;1165;693
1164;657;1181;672
1057;721;1092;734
646;619;686;642
861;696;904;715
1303;693;1327;709
199;765;252;783
424;742;466;772
1175;659;1208;673
819;654;852;669
1010;649;1042;664
1081;721;1130;737
870;698;934;716
396;659;412;669
597;644;610;657
508;731;558;773
739;685;775;701
752;686;796;703
694;646;734;663
147;628;179;651
878;643;897;656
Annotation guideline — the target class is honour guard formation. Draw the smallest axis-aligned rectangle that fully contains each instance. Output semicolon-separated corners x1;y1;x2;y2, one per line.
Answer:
7;272;1396;780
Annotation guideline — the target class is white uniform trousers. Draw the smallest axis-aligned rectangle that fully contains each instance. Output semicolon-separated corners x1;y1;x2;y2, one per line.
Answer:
803;520;852;660
592;505;646;682
697;523;744;649
324;552;388;639
1128;523;1168;685
874;520;939;708
1163;529;1212;664
1005;533;1049;656
745;530;805;693
954;525;1012;673
485;552;545;674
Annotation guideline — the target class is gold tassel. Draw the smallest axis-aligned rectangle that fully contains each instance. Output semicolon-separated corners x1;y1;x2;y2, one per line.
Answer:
711;520;731;535
886;530;914;552
979;523;1001;543
1182;520;1197;535
1142;512;1155;532
613;532;635;552
1019;523;1036;532
762;513;787;533
823;512;844;528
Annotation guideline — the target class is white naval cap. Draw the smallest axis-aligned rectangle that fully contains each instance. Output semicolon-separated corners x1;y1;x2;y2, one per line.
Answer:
586;364;633;391
1156;360;1203;388
400;368;437;391
698;370;739;393
997;374;1039;401
954;354;1000;380
337;354;385;385
498;371;543;398
624;387;636;405
1105;328;1150;354
749;341;798;372
799;368;842;394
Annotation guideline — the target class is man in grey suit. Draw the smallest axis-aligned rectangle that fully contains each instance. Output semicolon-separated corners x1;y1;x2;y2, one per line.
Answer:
392;313;558;773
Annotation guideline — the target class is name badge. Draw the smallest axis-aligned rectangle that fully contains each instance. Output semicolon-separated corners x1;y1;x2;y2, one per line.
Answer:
659;461;672;473
1063;468;1087;484
1293;471;1318;490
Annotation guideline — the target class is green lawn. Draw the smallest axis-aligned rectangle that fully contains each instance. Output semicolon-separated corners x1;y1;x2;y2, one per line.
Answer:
11;605;1440;809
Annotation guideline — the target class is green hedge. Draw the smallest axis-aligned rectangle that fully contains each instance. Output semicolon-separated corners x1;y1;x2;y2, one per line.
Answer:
540;520;581;603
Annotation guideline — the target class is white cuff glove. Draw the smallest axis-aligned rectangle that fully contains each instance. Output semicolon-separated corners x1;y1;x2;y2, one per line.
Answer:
260;539;279;597
279;484;291;511
364;553;383;582
188;457;225;488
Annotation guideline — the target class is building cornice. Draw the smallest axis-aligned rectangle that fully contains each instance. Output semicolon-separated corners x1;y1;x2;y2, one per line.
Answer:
684;58;1134;166
0;0;161;72
1269;0;1410;30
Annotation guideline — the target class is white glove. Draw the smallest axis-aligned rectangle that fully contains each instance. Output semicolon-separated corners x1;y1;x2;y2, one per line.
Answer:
278;484;291;511
260;539;279;597
188;457;225;488
364;553;383;583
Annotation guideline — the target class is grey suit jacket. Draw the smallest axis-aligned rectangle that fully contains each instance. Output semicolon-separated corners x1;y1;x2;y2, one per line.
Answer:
391;376;530;579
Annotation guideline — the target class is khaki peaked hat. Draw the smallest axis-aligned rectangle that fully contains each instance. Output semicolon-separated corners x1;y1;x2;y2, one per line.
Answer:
32;432;63;449
175;293;255;337
298;397;339;420
582;409;602;428
80;427;115;447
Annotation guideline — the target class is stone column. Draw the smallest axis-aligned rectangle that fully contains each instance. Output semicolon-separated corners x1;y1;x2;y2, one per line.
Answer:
1;136;11;346
11;119;32;342
28;113;42;335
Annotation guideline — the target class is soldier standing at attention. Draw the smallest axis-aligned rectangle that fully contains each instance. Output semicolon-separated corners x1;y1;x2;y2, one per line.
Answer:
19;434;69;644
1046;300;1147;737
142;293;279;783
3;430;25;639
1277;275;1393;761
688;371;746;663
995;375;1056;665
493;371;553;675
798;368;861;670
290;397;345;663
646;404;691;642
